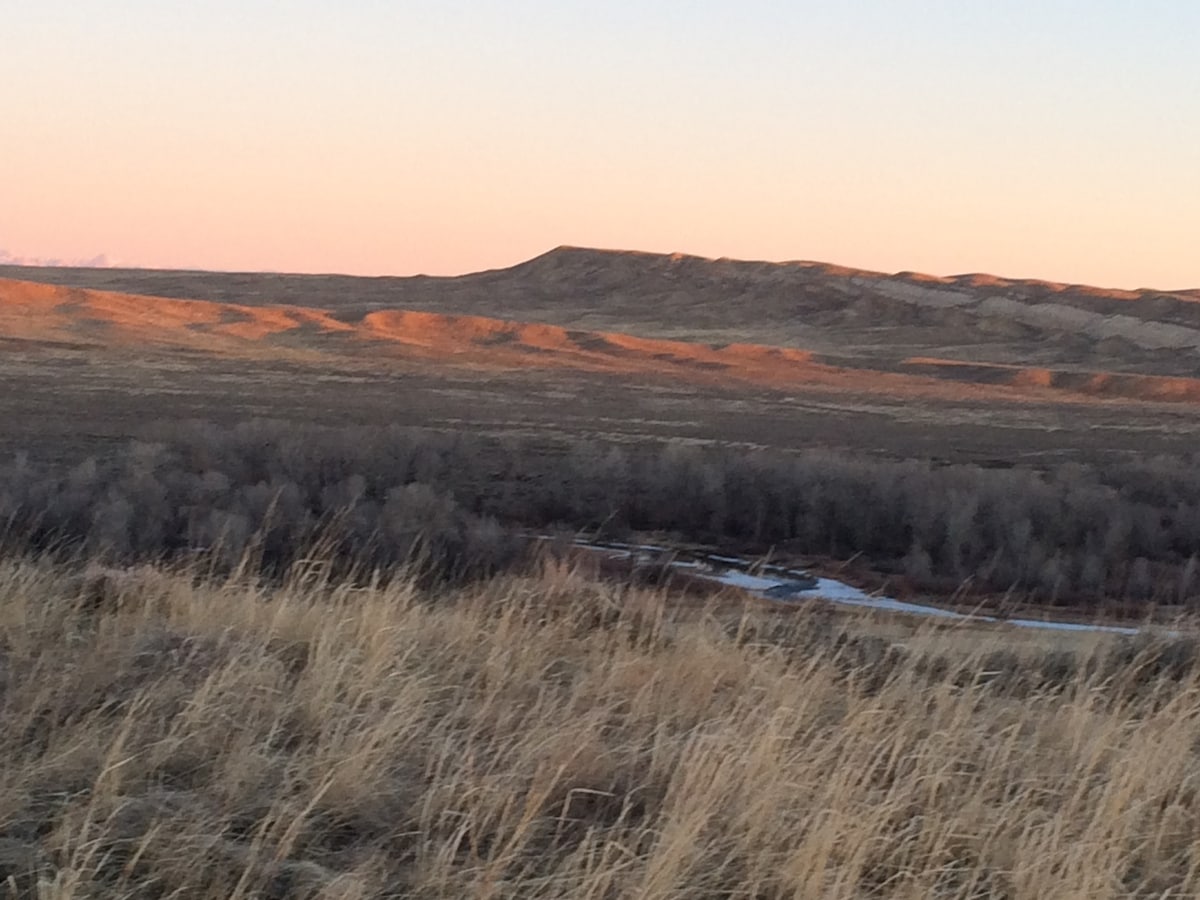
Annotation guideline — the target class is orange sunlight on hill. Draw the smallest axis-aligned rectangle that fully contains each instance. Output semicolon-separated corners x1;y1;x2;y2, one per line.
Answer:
4;276;1200;407
903;358;1200;404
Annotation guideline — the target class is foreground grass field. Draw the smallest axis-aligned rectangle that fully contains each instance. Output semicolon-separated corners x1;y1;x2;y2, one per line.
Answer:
3;558;1200;898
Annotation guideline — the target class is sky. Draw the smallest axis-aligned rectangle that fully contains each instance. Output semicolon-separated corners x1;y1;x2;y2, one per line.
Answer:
3;1;1199;288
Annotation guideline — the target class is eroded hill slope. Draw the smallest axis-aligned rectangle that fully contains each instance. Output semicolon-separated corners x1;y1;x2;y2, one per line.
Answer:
4;276;1200;405
5;246;1199;376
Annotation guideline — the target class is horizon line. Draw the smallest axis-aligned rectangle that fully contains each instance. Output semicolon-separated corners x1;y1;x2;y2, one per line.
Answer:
1;245;1197;296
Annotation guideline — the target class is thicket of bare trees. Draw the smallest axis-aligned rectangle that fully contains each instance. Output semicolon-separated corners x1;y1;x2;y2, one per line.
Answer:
2;420;1198;605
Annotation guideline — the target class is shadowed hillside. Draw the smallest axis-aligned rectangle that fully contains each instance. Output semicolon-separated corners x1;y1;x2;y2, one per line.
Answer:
4;247;1200;473
4;276;1200;407
5;246;1200;376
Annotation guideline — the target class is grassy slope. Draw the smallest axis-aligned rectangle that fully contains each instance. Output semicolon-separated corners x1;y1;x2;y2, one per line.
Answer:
4;275;1200;470
3;558;1200;898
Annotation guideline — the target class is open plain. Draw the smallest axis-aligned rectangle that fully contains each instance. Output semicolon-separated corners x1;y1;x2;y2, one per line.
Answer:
5;251;1200;898
4;246;1200;467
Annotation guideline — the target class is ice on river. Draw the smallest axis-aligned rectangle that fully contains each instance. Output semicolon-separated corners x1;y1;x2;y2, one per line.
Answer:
561;537;1162;638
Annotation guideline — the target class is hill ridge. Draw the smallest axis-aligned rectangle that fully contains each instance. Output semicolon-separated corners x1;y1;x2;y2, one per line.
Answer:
522;246;1200;298
4;248;1200;379
3;244;1197;298
3;276;1200;406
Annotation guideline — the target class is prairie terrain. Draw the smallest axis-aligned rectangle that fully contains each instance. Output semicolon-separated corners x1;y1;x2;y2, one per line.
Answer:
7;246;1200;373
3;248;1199;613
3;247;1200;467
3;252;1200;897
3;556;1200;899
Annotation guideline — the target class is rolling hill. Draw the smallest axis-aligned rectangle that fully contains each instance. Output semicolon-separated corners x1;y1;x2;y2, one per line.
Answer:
3;274;1200;405
2;248;1199;467
5;246;1200;377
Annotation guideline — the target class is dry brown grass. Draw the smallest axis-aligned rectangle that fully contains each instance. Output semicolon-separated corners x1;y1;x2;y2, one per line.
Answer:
7;275;1200;408
2;557;1200;898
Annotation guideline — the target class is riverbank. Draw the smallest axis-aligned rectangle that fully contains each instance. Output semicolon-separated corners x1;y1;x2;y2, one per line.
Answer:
546;536;1187;638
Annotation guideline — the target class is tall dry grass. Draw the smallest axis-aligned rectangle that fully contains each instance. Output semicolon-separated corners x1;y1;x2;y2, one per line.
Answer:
1;556;1199;898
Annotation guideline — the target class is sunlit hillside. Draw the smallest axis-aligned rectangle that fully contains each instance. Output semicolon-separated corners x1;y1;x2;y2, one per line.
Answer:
6;273;1199;403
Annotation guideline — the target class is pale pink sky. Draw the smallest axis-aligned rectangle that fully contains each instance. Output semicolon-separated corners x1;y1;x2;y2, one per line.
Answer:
4;1;1199;289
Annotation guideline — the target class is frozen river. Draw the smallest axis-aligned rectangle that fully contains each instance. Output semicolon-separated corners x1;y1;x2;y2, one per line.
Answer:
560;538;1171;638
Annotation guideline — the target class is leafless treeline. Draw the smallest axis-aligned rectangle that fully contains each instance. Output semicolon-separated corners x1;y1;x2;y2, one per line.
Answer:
1;421;1197;604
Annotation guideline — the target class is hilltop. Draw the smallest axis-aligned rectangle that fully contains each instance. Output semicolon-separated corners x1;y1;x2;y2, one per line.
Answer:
3;247;1199;469
5;246;1200;377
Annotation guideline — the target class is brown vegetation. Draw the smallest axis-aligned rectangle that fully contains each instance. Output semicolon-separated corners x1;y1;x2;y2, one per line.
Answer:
4;250;1200;482
3;556;1200;898
4;275;1200;408
4;422;1198;610
3;250;1200;895
7;246;1200;374
903;358;1200;403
